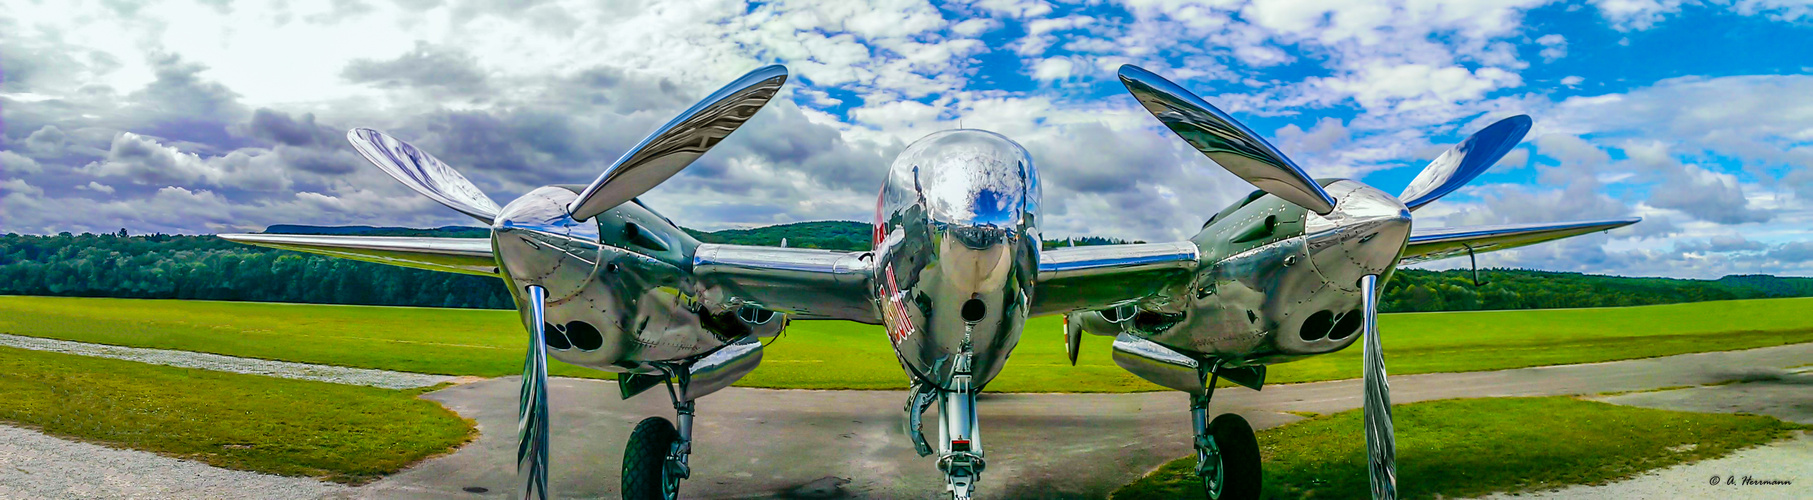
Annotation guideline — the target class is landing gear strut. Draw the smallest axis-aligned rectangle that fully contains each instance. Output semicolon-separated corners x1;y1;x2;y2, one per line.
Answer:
622;365;695;500
904;354;986;500
1193;370;1262;500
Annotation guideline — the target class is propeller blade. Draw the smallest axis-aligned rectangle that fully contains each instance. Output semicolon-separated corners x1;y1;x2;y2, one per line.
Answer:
1117;64;1337;215
1359;274;1396;500
347;128;503;224
1397;115;1532;211
568;65;789;221
1064;313;1083;366
519;285;551;500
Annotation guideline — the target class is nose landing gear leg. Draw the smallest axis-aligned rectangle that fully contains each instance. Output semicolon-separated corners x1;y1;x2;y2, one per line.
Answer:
937;354;984;500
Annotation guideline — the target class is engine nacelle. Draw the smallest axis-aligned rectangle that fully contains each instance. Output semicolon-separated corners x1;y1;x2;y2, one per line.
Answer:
493;186;784;376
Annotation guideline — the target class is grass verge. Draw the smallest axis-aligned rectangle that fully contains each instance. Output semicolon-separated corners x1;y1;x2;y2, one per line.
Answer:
3;296;1812;391
1112;396;1808;500
0;345;474;484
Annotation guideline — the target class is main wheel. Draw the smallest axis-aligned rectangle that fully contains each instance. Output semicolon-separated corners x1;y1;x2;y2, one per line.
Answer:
623;416;681;500
1202;413;1262;500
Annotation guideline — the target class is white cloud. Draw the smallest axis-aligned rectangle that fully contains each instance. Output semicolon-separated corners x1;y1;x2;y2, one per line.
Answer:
1;150;43;175
2;178;43;197
1313;63;1523;112
1592;0;1687;31
1536;34;1567;61
1030;58;1076;81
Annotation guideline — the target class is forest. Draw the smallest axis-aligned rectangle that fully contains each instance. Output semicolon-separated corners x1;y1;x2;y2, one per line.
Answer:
4;224;1810;313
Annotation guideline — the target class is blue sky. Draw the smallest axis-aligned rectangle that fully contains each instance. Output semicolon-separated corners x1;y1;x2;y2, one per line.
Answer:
3;0;1812;278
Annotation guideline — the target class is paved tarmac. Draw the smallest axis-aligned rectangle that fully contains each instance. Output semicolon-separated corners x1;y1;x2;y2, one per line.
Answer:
345;343;1813;499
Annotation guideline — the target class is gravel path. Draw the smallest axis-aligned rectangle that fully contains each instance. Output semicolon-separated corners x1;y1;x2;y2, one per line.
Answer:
1475;431;1811;500
0;333;455;389
0;424;350;500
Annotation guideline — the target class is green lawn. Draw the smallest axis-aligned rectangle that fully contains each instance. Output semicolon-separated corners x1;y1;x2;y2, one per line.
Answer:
1112;396;1809;500
3;296;1811;392
0;345;474;484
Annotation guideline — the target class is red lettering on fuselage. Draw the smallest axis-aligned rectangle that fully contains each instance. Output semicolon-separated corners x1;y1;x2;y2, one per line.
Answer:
882;264;915;345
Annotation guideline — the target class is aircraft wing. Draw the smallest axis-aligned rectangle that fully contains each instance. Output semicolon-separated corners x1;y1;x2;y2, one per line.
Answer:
1030;242;1200;316
691;244;882;323
1399;217;1641;265
218;233;499;277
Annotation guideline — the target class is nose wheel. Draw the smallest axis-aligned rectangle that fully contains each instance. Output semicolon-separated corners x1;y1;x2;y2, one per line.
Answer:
622;365;695;500
622;416;682;500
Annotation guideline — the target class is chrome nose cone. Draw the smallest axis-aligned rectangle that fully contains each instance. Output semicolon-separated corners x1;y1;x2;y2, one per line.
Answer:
893;129;1035;229
1305;181;1413;288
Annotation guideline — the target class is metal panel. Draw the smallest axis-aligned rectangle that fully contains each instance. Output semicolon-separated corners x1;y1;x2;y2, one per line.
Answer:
692;244;878;323
1031;242;1198;315
1110;332;1207;396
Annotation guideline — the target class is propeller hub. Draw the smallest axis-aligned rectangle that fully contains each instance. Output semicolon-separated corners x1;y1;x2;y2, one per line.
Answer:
1304;180;1413;291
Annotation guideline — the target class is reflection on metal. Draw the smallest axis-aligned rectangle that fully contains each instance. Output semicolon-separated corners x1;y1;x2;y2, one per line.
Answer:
693;244;876;322
568;65;789;221
871;129;1040;392
679;336;763;401
347;128;502;223
519;285;551;500
1037;242;1198;280
1360;275;1396;500
1399;218;1641;264
1110;332;1207;395
1063;313;1083;365
216;233;498;276
1118;64;1337;215
1032;242;1198;315
1397;115;1532;211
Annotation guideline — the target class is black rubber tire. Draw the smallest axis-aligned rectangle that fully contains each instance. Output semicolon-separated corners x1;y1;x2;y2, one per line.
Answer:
1204;413;1262;500
622;416;680;500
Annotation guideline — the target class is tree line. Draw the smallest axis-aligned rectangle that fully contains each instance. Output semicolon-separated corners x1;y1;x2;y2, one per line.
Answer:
3;227;1809;313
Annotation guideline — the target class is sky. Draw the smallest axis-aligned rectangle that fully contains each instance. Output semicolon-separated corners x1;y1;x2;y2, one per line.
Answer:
3;0;1813;278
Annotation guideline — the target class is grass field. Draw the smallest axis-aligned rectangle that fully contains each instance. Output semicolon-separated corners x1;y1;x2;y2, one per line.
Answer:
1112;396;1809;500
2;296;1811;392
0;345;474;484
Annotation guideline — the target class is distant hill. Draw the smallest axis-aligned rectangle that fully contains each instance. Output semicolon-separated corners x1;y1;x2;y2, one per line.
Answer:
263;224;490;238
685;220;871;250
2;225;1808;312
1378;269;1813;312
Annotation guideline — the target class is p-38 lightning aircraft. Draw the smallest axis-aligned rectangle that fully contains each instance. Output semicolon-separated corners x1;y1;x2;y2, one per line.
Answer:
224;64;1637;500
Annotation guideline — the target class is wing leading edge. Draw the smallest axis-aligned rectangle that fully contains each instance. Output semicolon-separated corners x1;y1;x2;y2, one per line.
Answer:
218;233;499;277
691;243;880;323
1399;218;1640;265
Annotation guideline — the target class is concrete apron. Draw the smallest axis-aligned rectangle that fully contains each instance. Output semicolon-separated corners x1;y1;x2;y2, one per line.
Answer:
346;343;1813;499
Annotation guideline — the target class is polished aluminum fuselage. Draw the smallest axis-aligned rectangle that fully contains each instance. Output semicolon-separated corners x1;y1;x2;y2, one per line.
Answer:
872;130;1041;391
